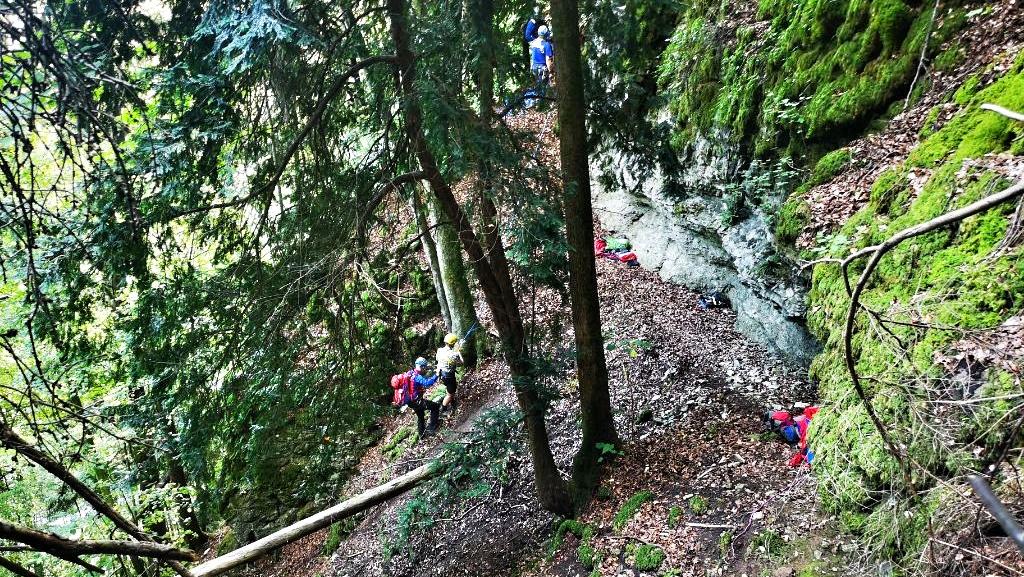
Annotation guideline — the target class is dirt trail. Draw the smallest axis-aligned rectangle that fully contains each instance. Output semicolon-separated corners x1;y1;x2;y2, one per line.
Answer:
243;109;839;577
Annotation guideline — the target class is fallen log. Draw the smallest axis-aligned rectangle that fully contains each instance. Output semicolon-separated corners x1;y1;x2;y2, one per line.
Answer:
188;461;439;577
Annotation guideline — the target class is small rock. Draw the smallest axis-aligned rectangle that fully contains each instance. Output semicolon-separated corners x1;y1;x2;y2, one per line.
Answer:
772;567;795;577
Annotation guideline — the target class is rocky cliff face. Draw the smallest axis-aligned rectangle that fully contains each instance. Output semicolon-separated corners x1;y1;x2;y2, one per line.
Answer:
591;135;820;365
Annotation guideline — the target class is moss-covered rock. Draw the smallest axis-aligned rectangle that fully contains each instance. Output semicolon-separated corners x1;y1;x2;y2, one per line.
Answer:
805;52;1024;567
659;0;967;158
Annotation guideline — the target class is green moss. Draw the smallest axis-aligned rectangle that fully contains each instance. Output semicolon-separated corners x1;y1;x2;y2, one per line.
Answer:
382;426;418;461
932;46;963;73
810;148;853;186
550;519;599;568
613;490;653;532
626;542;666;571
688;495;709;515
776;193;811;245
667;505;684;528
661;0;966;159
805;54;1024;570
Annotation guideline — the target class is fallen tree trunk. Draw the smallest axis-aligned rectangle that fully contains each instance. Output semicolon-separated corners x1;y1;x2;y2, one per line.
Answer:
188;461;438;577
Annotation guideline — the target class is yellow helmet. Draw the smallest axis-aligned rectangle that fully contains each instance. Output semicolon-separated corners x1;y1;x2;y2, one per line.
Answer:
444;333;459;346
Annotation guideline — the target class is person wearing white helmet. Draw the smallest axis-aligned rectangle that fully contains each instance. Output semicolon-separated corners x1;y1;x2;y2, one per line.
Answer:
529;24;554;85
436;333;464;411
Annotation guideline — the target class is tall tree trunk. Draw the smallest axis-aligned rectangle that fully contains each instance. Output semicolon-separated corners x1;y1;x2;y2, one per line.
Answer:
387;0;571;515
549;0;620;504
410;185;453;328
430;195;480;366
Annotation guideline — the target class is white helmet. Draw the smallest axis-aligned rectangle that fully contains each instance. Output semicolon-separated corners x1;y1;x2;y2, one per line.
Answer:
538;24;549;38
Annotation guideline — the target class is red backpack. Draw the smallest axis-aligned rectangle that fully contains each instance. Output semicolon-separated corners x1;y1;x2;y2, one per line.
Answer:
390;371;417;407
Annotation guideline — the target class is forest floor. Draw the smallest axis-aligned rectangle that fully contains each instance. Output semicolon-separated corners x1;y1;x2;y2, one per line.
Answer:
240;175;860;576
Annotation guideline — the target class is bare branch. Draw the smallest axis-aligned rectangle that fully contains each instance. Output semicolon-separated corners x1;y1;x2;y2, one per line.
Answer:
355;170;428;252
0;520;197;562
981;103;1024;123
968;475;1024;554
0;556;37;577
0;423;193;576
840;180;1024;491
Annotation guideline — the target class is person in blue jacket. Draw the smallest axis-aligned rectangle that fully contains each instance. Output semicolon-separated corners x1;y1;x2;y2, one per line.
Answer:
530;25;554;86
409;357;441;436
523;5;545;42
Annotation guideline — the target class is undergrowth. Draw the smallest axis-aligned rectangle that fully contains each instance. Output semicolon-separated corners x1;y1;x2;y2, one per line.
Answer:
383;407;523;561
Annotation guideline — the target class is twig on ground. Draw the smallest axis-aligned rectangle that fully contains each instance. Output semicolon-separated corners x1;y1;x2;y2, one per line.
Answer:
904;0;941;111
981;103;1024;123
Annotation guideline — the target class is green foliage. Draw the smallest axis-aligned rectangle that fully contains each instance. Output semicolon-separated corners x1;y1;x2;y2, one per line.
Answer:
596;485;614;501
667;505;684;528
718;530;733;557
613;490;654;532
688;495;709;515
394;407;523;547
751;528;787;558
596;442;624;463
626;542;666;571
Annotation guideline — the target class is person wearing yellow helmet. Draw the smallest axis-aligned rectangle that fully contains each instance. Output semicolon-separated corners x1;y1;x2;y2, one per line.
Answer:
436;333;464;411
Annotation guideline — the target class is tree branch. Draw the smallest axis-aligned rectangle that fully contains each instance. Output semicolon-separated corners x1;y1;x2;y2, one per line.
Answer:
355;170;427;252
0;520;197;562
166;55;397;220
981;103;1024;123
0;555;37;577
0;423;195;575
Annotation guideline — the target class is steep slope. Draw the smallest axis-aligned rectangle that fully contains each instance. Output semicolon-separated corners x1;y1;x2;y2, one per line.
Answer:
590;0;1024;573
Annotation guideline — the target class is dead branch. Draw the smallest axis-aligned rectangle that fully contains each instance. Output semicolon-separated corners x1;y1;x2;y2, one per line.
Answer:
0;556;37;577
981;104;1024;123
188;461;439;577
355;170;428;253
0;520;197;562
968;475;1024;554
904;0;940;111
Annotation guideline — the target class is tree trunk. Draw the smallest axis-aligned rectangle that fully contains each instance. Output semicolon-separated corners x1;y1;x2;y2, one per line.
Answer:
410;185;453;329
549;0;620;504
430;195;480;365
188;462;438;577
387;0;571;515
